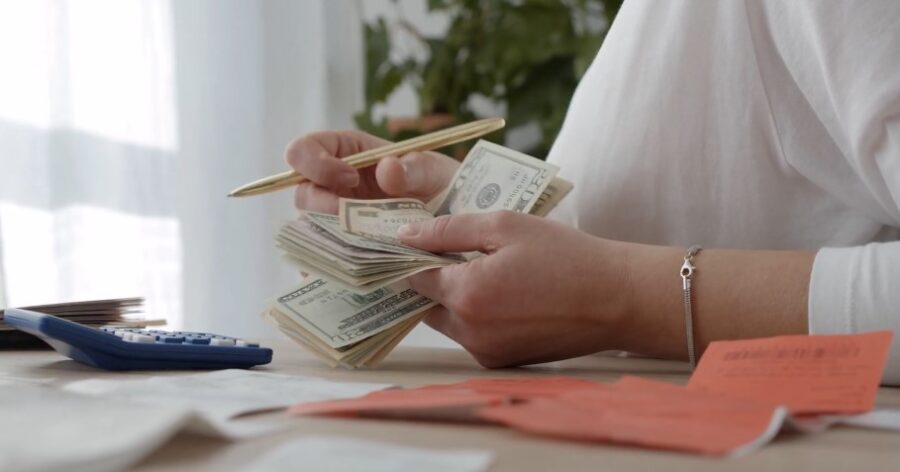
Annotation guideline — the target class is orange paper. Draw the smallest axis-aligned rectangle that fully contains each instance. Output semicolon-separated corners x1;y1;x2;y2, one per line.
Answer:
419;376;607;398
287;332;894;456
289;376;607;422
479;376;785;456
289;387;509;423
687;331;893;414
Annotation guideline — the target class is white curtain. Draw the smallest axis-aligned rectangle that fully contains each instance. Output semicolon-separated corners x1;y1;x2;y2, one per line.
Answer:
0;0;365;337
0;0;181;322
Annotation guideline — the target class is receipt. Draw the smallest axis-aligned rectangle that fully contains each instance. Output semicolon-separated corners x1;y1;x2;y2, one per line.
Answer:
687;331;893;414
479;376;788;457
0;381;191;472
246;436;493;472
0;372;393;471
63;369;392;437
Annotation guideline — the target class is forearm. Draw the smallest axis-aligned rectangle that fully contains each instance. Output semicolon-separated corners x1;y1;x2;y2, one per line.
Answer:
617;242;815;360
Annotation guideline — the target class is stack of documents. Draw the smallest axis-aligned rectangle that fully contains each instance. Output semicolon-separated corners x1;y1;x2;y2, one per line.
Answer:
263;140;573;368
0;298;158;346
289;332;897;456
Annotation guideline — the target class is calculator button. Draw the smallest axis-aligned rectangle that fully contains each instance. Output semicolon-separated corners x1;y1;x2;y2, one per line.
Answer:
130;334;156;343
113;329;127;338
186;336;211;345
159;336;185;344
209;338;235;347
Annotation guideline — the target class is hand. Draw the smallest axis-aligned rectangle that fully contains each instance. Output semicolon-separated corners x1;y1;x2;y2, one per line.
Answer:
284;130;460;213
397;211;633;368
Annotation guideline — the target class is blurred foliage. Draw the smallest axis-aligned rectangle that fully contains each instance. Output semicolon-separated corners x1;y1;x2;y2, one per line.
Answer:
355;0;623;158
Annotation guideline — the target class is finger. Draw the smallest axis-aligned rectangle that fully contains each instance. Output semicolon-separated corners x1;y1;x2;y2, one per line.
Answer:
294;182;339;214
421;305;450;332
421;305;464;344
304;130;390;157
284;134;362;190
375;151;459;198
293;151;359;191
406;265;464;303
397;212;522;253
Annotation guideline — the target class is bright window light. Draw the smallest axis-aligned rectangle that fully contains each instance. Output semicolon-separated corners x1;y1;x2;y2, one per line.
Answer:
0;0;178;150
0;203;182;328
0;0;53;129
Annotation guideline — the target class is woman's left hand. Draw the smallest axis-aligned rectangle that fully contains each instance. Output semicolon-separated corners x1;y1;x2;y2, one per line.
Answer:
398;211;634;368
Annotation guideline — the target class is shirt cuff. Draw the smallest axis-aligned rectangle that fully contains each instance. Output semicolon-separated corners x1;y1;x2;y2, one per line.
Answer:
809;244;900;385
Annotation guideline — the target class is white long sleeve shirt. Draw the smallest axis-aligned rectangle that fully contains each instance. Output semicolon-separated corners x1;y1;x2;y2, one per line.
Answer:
546;0;900;384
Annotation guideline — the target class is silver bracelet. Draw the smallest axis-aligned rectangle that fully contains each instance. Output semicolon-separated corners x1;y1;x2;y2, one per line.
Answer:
680;245;702;369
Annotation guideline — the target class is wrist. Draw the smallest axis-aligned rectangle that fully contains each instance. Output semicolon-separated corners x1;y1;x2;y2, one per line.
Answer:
574;237;636;353
616;242;687;359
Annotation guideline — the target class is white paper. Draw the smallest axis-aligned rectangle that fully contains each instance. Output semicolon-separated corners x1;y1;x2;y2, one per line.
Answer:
728;406;790;458
785;408;900;434
825;409;900;432
0;375;54;386
0;383;193;472
62;369;392;437
246;436;494;472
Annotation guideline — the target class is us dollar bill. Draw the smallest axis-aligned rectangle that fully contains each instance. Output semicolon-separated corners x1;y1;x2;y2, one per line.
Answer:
306;211;448;260
529;176;574;217
272;272;437;349
339;198;434;245
432;139;559;216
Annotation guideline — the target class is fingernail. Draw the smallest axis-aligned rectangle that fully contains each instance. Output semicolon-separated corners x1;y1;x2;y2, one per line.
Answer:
397;223;419;239
338;171;359;188
401;161;422;189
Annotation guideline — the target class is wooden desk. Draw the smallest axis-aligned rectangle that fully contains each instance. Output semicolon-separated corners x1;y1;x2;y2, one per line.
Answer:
5;340;900;471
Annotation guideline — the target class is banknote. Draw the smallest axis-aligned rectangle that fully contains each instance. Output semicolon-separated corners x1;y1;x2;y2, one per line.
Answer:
339;198;434;245
271;272;435;349
265;307;425;368
276;212;461;288
306;212;447;260
432;140;559;216
529;176;574;218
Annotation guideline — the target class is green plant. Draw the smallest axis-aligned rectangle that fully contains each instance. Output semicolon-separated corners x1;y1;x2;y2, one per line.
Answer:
355;0;623;158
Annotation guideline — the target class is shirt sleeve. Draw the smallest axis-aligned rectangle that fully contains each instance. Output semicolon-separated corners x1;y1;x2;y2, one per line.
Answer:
810;245;900;385
759;1;900;385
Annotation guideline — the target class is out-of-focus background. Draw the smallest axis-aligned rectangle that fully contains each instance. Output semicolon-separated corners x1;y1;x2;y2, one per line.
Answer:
0;0;620;344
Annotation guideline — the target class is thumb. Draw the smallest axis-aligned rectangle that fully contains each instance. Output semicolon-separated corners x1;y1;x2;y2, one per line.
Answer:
376;151;458;198
397;212;518;254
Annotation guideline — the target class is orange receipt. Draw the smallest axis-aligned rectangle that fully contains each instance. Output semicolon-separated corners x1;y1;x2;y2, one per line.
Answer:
289;387;510;423
687;331;894;414
419;376;606;398
290;376;608;421
479;376;786;456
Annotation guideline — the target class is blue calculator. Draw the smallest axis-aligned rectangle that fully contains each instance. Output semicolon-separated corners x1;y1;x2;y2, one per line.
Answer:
4;308;273;370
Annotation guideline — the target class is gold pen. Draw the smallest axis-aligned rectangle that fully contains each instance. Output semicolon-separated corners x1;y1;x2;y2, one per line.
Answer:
228;117;506;198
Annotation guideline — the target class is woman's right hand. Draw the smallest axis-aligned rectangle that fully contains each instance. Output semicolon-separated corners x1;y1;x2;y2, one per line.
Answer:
284;130;460;214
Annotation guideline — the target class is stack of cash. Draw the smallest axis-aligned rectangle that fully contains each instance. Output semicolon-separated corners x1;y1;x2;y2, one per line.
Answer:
276;209;465;289
264;140;572;368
